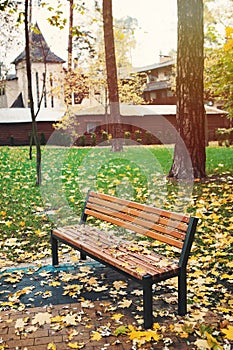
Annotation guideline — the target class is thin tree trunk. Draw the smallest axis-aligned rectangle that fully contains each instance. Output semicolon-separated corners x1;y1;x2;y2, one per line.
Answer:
103;0;122;151
169;0;206;179
68;0;73;71
25;0;41;186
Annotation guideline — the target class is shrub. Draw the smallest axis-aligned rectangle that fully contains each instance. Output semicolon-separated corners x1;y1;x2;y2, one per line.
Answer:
91;133;96;146
40;133;46;145
216;128;233;147
101;130;108;142
124;131;131;139
145;131;152;144
80;135;86;147
135;129;142;143
10;135;14;146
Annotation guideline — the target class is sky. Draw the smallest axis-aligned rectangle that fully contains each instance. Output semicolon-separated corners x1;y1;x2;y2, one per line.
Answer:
112;0;177;66
34;0;177;69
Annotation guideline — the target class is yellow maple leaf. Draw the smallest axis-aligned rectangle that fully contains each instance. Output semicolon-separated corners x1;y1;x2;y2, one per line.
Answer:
5;221;12;228
63;314;78;326
91;331;102;341
80;299;95;308
136;267;147;274
49;281;61;287
47;343;56;350
67;342;85;349
111;313;124;321
205;331;223;350
32;312;51;326
129;328;160;343
118;299;132;308
50;315;63;323
113;280;127;290
221;325;233;340
15;318;26;330
222;273;233;279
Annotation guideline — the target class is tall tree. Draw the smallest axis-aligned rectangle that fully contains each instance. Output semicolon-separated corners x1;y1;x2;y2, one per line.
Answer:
102;0;122;151
25;0;42;185
169;0;206;179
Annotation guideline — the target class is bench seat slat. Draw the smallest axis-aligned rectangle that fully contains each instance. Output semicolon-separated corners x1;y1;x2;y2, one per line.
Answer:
72;226;178;277
113;246;179;276
52;225;179;280
89;191;190;223
85;208;184;249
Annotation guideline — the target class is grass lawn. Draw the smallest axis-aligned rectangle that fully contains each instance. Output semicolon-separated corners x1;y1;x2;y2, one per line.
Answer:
0;145;232;348
0;144;232;264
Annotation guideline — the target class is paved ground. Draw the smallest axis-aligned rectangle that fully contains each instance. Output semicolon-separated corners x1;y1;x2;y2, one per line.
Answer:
0;261;232;349
0;301;197;350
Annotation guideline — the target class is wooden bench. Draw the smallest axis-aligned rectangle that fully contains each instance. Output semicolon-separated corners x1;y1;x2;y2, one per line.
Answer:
51;190;198;329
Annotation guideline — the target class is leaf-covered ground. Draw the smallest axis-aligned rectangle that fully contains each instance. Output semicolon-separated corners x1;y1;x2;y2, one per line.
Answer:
0;146;232;349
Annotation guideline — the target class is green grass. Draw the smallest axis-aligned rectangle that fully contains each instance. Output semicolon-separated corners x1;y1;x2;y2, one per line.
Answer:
0;145;232;264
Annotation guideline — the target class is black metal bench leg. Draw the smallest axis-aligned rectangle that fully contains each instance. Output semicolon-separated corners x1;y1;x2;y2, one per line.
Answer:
51;235;59;266
178;269;187;315
143;275;153;329
80;251;87;260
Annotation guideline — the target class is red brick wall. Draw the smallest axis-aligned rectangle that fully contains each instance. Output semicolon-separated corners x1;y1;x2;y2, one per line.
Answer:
0;122;55;146
0;114;230;146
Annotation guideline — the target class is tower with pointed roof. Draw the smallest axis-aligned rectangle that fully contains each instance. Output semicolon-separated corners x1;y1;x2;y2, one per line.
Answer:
0;23;66;110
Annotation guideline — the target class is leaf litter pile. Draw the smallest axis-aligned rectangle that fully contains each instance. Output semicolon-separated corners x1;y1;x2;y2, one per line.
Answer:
0;146;233;349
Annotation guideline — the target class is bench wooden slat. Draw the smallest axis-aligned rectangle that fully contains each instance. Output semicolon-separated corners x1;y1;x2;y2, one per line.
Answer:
53;225;179;280
89;191;190;223
86;201;186;242
85;208;183;249
53;228;153;280
88;196;188;233
113;246;179;276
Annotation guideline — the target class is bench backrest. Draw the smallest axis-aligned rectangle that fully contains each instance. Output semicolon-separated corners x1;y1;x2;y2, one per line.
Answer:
81;191;198;267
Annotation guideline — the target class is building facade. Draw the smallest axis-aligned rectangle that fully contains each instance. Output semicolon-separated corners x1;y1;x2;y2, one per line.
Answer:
136;55;176;105
0;23;66;111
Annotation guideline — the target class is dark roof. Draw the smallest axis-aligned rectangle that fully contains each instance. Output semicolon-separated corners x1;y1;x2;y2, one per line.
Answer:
6;74;17;81
13;23;65;65
10;93;25;108
135;59;175;73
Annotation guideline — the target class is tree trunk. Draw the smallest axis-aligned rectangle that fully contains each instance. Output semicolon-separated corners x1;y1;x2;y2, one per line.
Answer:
103;0;122;151
25;0;41;186
169;0;206;179
68;0;73;71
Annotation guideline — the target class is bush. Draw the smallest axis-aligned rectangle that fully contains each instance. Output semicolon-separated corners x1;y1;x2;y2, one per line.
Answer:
124;131;131;139
91;133;96;146
145;131;152;144
101;130;108;142
80;135;86;147
216;128;233;147
10;135;14;146
40;133;46;145
134;129;142;143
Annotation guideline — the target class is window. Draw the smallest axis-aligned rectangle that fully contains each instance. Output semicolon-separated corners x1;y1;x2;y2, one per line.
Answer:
86;122;100;133
0;86;5;96
35;72;40;106
167;90;173;97
150;92;156;100
43;73;47;107
50;74;54;108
